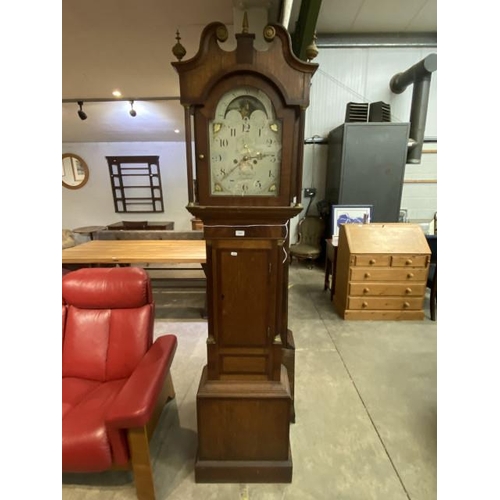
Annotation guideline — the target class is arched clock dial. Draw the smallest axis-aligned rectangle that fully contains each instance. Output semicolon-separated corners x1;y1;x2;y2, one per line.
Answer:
209;86;282;196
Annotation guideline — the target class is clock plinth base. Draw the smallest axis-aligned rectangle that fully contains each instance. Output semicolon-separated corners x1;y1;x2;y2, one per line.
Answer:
195;365;293;483
195;451;292;483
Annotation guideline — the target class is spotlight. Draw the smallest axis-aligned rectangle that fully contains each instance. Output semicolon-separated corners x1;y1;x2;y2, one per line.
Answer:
129;100;137;117
77;101;87;120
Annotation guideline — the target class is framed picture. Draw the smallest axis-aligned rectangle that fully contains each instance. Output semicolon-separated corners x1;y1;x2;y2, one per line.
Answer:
72;157;86;181
331;204;373;237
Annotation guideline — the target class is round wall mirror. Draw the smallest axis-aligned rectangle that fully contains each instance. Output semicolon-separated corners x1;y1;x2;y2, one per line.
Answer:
62;153;89;189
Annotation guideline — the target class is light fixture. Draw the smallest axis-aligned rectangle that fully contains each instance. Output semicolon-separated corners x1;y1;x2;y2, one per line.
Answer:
129;100;137;117
112;90;122;97
77;101;87;120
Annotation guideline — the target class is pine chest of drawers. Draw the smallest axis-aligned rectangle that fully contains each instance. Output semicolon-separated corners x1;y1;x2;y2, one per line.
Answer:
333;223;431;320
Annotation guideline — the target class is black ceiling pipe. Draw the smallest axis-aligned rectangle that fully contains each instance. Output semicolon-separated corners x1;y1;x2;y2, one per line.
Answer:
390;53;437;164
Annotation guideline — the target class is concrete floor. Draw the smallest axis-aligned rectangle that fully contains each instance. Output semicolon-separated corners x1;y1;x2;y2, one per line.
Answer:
62;261;437;500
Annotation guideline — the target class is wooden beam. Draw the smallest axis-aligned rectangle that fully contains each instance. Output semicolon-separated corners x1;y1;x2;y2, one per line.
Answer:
291;0;323;61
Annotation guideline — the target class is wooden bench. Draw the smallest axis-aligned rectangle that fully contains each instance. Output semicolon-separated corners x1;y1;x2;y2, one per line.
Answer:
105;220;175;230
94;230;203;241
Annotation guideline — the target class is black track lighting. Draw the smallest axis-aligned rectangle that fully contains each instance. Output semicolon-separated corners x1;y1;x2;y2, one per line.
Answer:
77;101;87;120
129;100;137;117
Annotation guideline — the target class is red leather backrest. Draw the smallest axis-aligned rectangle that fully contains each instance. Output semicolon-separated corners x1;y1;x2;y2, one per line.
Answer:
62;267;154;381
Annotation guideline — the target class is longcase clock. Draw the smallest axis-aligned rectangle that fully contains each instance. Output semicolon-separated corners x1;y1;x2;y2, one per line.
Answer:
172;18;317;483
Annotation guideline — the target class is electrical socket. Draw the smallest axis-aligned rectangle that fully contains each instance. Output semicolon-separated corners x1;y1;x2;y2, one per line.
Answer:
304;188;317;198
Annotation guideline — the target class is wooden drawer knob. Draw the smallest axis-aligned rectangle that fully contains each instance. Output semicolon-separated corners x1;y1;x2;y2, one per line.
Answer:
405;259;413;265
405;287;412;294
403;301;410;308
369;259;376;265
362;301;368;308
363;287;370;294
364;272;371;278
407;272;414;279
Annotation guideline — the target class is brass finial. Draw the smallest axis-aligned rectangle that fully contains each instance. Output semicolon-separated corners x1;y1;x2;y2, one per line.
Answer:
172;29;186;61
242;11;249;33
305;32;319;62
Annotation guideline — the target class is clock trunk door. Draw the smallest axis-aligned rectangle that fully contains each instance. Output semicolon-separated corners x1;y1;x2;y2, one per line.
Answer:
212;240;277;379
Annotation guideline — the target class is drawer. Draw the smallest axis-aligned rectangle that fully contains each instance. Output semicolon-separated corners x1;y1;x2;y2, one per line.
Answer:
347;296;424;310
349;283;426;296
352;255;391;267
391;254;429;268
350;267;428;282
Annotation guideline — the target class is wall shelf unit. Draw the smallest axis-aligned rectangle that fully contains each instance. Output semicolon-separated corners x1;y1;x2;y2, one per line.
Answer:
106;155;164;213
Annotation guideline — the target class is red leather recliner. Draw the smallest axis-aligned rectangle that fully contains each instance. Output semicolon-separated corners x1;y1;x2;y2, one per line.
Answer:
62;266;177;500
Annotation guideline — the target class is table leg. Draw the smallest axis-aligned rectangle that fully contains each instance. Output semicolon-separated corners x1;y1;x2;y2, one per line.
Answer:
330;246;337;301
324;259;330;291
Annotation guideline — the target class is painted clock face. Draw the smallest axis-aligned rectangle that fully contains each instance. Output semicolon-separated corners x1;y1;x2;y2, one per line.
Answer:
209;87;282;196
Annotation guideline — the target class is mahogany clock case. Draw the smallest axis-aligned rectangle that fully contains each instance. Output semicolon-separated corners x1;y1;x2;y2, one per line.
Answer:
172;20;318;484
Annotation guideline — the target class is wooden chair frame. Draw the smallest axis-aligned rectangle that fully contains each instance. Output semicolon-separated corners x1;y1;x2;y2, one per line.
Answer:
111;373;175;500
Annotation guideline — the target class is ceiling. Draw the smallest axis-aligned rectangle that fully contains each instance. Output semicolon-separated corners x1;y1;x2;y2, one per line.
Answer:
62;0;437;143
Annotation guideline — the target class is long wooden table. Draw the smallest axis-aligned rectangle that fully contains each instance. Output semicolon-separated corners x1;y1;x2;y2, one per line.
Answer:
62;240;208;317
62;240;206;265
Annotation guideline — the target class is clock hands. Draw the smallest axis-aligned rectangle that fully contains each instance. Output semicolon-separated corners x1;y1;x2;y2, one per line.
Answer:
241;151;274;161
218;163;243;181
218;151;276;182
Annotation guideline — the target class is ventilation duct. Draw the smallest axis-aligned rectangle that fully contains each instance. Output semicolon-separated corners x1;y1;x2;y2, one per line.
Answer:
390;54;437;164
369;101;391;123
345;102;369;122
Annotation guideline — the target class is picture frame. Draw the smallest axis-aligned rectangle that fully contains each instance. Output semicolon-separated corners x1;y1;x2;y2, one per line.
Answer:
331;204;373;237
72;157;86;181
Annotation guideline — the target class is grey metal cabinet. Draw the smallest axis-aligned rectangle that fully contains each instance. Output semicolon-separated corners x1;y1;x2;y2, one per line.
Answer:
325;123;410;223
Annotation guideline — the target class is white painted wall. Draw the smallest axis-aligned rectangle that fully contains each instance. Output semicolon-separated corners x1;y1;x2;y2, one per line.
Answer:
62;45;437;243
289;45;438;242
305;46;437;139
62;142;192;233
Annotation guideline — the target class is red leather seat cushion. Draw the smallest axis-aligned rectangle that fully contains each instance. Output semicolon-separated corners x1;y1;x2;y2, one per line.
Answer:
62;377;129;472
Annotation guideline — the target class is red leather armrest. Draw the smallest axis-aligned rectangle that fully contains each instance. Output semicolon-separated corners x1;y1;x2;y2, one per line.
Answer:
106;335;177;429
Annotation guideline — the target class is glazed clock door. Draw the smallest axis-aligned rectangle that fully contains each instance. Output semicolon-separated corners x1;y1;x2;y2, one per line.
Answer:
194;77;296;207
211;239;278;380
209;87;282;197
